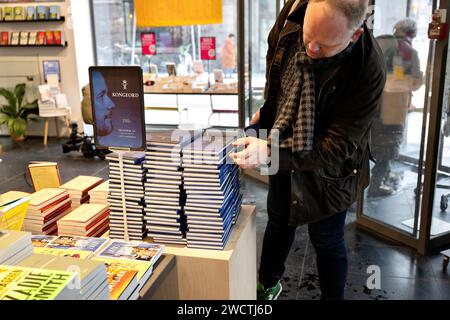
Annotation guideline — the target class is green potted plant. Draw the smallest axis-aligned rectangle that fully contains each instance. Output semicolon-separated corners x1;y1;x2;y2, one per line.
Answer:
0;83;39;141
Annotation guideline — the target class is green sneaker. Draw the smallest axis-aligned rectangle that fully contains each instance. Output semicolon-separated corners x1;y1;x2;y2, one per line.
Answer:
257;281;282;300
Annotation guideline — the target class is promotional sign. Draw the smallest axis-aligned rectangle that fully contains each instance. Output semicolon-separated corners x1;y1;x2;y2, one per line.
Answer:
43;60;60;82
200;37;216;60
135;0;222;27
141;32;156;55
88;66;146;151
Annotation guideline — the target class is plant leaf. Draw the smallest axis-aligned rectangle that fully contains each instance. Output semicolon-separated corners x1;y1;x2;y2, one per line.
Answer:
13;118;26;136
14;83;26;109
0;113;9;125
0;88;17;115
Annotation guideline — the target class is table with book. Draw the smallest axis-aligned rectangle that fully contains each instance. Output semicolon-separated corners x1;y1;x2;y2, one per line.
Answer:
0;128;258;300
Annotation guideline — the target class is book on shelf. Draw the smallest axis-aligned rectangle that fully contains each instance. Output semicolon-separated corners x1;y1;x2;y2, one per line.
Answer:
54;30;62;45
3;7;13;21
45;31;54;45
13;6;25;20
17;253;110;300
27;31;37;45
10;31;19;45
0;7;2;21
36;31;45;45
19;31;28;46
36;5;48;20
26;6;35;20
28;161;61;191
0;32;8;46
0;265;80;300
49;5;61;20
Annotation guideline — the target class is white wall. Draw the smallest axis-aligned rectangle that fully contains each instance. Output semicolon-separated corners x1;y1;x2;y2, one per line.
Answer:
0;0;94;138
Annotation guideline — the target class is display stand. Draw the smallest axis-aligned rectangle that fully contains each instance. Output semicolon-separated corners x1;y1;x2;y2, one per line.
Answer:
108;148;130;241
146;205;256;300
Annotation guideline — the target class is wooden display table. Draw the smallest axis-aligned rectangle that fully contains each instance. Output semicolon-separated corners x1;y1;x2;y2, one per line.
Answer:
139;254;179;300
146;205;257;300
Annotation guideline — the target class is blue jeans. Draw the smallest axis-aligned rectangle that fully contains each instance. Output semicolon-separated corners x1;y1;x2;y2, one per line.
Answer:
259;170;348;300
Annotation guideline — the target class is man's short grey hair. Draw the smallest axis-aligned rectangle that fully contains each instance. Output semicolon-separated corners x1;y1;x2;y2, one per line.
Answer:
310;0;369;31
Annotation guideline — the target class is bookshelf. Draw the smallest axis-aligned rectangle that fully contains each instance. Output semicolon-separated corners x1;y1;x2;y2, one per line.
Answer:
0;42;67;48
0;17;65;23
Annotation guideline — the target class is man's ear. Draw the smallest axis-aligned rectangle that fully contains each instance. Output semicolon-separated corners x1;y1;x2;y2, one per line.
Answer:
351;27;364;43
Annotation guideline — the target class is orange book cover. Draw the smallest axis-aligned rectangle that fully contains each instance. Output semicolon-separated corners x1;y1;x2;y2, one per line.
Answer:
1;32;8;46
45;31;54;45
54;30;61;45
37;32;45;45
107;267;138;300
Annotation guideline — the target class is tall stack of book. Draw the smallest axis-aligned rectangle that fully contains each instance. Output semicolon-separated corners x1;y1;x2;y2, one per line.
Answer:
106;152;147;241
89;180;109;205
57;204;109;238
59;176;103;209
17;254;110;300
0;265;80;300
23;188;71;235
144;130;199;245
0;230;33;265
182;133;242;250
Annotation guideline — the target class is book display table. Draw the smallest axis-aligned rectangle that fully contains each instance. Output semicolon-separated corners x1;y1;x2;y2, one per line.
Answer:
146;205;256;300
139;254;178;300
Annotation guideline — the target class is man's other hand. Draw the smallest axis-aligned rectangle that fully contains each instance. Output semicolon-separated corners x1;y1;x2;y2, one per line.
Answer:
231;137;269;169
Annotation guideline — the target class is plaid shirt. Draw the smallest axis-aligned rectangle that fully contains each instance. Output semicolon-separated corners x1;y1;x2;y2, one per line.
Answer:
269;30;355;152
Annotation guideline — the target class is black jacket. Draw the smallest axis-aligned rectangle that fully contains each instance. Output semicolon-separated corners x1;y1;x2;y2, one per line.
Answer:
260;0;387;225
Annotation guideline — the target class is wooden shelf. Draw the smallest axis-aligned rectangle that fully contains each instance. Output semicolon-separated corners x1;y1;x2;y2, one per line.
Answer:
0;41;67;48
0;17;65;23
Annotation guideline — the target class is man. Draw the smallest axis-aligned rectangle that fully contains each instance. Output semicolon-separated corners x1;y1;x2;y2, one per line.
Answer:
231;0;386;300
220;33;236;78
91;70;116;137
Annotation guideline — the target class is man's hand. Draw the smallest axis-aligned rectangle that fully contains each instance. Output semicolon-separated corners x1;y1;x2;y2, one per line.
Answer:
250;109;260;125
231;137;270;169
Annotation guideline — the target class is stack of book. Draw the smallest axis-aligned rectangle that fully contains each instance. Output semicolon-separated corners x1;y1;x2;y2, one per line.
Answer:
0;265;80;300
144;130;199;245
0;230;33;265
57;204;109;238
59;176;103;209
106;152;147;241
94;240;164;298
89;180;109;206
105;266;139;300
23;188;71;235
17;254;110;300
183;133;242;250
32;235;109;259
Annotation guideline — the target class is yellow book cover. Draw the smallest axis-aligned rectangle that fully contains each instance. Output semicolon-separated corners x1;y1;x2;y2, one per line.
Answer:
106;266;138;300
0;191;30;206
0;198;30;231
0;265;78;300
59;176;103;192
28;162;61;192
90;180;109;193
33;247;93;259
92;256;151;284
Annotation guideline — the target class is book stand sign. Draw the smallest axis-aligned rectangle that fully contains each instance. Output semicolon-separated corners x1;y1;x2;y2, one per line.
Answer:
89;66;146;242
200;37;216;89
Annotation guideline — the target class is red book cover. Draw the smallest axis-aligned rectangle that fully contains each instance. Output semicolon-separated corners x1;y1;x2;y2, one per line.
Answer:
1;32;8;46
45;31;54;45
53;30;61;45
37;32;45;45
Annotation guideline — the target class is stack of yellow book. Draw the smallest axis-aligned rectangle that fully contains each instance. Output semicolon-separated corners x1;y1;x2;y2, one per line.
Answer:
88;180;109;206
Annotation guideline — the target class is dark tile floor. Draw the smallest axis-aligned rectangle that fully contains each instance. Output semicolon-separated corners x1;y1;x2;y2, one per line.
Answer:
1;136;450;300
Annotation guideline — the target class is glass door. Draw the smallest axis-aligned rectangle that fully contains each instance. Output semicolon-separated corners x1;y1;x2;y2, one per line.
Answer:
357;0;435;247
